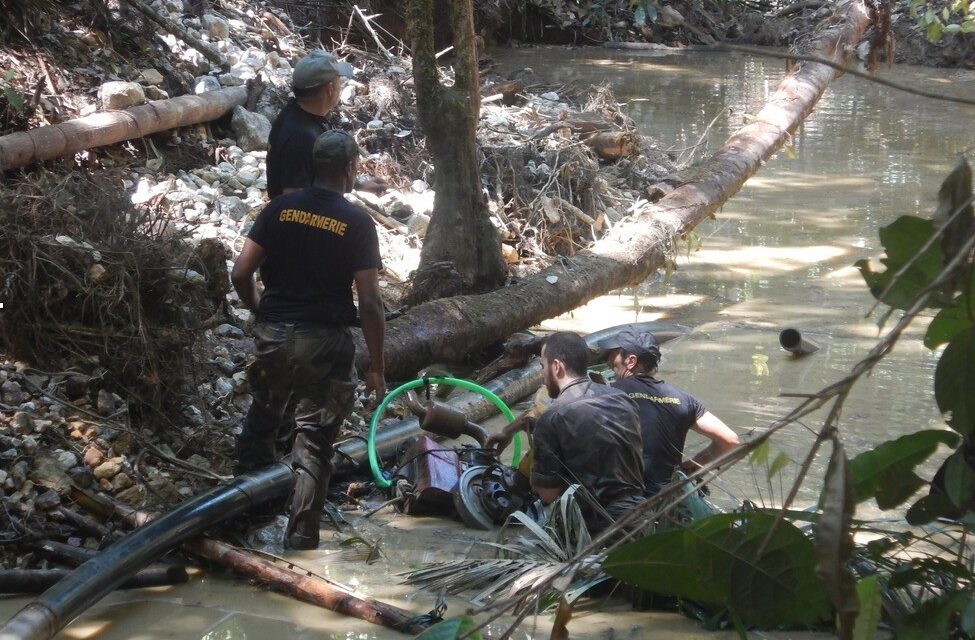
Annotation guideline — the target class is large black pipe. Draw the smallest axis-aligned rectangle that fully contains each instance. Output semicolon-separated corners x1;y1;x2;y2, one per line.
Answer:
0;463;295;640
331;321;688;475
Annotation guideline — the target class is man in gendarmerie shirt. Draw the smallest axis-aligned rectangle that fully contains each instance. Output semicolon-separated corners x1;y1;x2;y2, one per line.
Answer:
231;130;386;550
267;50;385;198
598;330;739;496
489;332;645;535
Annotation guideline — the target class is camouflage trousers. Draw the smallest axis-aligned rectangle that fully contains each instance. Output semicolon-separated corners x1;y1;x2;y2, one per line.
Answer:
235;321;356;537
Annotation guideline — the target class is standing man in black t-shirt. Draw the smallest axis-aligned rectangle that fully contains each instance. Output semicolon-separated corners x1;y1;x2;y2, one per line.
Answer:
597;330;739;495
267;50;386;198
232;130;386;549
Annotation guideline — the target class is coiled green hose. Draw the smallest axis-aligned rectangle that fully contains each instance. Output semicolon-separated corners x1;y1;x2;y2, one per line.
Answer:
367;376;521;488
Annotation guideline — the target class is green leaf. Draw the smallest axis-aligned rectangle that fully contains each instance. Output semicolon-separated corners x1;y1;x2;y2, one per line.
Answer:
749;439;770;467
855;216;944;310
852;575;883;640
945;22;963;32
962;20;975;32
943;448;975;510
604;513;830;626
935;326;975;435
768;452;791;479
814;439;858;637
906;491;957;525
932;159;974;303
895;590;972;639
926;19;944;42
633;5;646;25
849;430;960;509
2;86;23;112
415;616;481;640
925;301;974;348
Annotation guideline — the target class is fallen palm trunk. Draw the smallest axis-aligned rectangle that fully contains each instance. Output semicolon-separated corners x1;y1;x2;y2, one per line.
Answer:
0;463;294;640
0;87;247;171
76;490;429;635
184;538;428;634
359;0;873;380
0;566;188;594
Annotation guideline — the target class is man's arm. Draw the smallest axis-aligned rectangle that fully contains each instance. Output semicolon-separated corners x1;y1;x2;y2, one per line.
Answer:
231;239;265;312
353;267;386;404
683;411;739;472
485;409;535;453
529;413;566;504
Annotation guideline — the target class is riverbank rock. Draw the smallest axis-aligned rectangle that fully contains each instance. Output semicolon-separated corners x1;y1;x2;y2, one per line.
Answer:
231;107;272;152
98;81;146;110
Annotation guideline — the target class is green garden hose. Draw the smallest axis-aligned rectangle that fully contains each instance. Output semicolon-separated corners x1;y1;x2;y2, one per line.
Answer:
367;376;521;489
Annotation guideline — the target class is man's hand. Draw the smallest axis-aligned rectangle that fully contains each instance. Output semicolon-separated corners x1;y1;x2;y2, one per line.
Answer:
357;176;389;196
363;368;386;409
486;411;535;454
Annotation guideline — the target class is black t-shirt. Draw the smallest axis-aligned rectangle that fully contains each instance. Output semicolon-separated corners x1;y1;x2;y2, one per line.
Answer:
611;375;706;494
532;378;645;533
266;99;327;198
247;187;382;325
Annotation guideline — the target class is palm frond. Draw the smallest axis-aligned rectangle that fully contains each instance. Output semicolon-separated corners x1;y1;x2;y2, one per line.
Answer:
401;486;609;611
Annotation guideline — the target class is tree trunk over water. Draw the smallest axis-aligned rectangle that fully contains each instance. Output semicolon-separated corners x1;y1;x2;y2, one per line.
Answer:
362;0;874;380
404;0;506;305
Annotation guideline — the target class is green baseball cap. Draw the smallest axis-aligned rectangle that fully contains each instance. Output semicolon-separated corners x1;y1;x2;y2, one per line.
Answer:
292;51;353;90
312;130;358;169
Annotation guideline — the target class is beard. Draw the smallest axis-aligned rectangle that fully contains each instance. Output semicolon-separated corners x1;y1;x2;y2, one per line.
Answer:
545;377;560;399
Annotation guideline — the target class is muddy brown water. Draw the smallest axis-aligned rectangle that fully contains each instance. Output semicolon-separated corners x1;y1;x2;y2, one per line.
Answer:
3;48;974;638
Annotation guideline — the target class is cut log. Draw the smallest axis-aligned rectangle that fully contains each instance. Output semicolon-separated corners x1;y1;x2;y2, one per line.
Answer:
0;87;247;171
584;131;638;160
184;538;428;634
357;1;874;379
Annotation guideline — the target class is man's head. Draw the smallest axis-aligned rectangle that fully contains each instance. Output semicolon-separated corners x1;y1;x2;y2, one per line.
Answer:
291;51;353;115
597;330;660;379
540;332;590;398
312;130;359;192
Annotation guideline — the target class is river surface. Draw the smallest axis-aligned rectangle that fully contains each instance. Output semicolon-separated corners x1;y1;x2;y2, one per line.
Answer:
3;48;974;639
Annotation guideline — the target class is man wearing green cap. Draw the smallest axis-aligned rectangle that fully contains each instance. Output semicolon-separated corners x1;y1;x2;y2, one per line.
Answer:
267;51;385;198
232;130;386;549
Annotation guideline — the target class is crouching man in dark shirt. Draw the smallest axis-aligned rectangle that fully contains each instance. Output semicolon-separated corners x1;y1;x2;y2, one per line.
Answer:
489;332;646;535
231;130;386;549
598;330;739;495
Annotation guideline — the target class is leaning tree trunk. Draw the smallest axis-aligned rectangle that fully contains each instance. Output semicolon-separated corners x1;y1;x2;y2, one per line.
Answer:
404;0;506;305
360;0;875;379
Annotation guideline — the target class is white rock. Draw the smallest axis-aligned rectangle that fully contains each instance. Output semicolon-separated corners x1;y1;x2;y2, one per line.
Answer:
231;106;271;152
411;179;428;193
218;195;249;221
54;450;79;471
231;308;253;324
203;13;230;39
366;119;384;130
194;75;221;94
214;377;235;395
139;68;165;85
541;91;560;101
219;71;247;87
163;0;184;13
216;323;245;338
235;167;260;186
239;49;267;69
407;212;430;238
98;81;146;110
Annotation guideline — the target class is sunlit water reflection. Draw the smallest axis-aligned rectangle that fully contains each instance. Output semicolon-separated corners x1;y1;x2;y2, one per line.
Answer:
2;48;973;639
